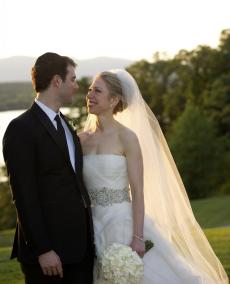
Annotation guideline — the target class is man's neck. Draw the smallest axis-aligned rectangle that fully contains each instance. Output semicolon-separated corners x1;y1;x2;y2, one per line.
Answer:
36;93;61;113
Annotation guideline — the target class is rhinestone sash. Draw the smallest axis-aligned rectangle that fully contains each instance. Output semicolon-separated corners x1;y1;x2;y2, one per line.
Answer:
88;187;131;207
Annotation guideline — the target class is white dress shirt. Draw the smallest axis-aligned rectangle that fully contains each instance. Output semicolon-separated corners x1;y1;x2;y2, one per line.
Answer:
35;99;76;171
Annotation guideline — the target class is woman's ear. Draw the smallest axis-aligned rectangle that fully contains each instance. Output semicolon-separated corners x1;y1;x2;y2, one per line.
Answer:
110;96;120;108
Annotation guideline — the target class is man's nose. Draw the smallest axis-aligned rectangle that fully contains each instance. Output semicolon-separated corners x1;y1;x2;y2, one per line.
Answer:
75;82;79;90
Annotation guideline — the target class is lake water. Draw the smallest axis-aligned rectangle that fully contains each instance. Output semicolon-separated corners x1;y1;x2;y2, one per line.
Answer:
0;107;75;166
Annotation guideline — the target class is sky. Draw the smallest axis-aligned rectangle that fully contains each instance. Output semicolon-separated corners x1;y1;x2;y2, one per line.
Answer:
0;0;229;61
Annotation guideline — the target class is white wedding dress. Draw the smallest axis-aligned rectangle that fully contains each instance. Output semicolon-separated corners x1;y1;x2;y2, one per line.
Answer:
83;154;218;284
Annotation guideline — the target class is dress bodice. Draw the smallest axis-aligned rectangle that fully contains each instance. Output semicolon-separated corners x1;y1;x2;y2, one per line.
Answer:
83;155;130;207
83;154;129;189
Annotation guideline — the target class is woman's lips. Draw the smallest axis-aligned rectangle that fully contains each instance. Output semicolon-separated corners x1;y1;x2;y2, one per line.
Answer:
87;100;97;107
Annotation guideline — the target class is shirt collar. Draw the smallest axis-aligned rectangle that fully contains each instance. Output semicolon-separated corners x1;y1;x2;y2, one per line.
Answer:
35;99;59;122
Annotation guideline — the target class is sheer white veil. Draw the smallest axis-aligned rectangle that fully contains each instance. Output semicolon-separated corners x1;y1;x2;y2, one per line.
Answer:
84;69;228;283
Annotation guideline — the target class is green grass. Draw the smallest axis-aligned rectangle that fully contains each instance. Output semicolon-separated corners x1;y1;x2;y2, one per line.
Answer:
0;228;229;283
0;195;229;283
191;195;230;228
0;230;24;284
204;227;230;278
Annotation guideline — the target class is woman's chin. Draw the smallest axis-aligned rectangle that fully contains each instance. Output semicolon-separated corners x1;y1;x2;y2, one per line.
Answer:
88;108;98;115
88;106;102;115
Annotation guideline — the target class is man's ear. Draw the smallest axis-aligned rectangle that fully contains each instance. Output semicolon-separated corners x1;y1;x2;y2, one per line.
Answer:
52;75;62;88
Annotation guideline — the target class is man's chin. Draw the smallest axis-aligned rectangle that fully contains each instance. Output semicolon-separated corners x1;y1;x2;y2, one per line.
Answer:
63;98;74;106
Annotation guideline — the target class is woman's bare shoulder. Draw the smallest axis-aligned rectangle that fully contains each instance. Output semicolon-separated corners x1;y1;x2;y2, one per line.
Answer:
118;123;138;142
119;125;142;158
117;123;139;153
77;131;92;144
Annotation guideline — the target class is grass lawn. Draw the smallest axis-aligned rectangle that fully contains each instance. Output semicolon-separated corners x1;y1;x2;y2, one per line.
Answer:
191;195;230;228
204;227;230;278
0;227;229;283
0;230;24;284
0;195;229;283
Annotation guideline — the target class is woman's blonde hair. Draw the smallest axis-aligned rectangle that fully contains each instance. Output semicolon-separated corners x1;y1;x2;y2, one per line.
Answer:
97;71;127;114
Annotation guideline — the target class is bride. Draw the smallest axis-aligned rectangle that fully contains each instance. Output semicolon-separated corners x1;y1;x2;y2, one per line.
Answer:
78;69;228;283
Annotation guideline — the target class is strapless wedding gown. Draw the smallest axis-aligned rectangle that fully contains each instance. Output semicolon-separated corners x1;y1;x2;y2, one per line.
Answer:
83;155;219;284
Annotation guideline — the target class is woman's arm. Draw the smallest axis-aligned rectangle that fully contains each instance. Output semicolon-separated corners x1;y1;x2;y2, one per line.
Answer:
122;130;145;257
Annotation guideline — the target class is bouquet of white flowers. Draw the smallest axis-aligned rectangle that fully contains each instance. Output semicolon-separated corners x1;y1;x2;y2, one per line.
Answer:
101;243;144;284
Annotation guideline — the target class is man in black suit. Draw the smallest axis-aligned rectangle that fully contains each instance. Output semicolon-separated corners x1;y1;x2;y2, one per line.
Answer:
2;52;94;283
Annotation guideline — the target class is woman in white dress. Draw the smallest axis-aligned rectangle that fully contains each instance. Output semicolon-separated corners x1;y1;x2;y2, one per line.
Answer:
79;69;228;283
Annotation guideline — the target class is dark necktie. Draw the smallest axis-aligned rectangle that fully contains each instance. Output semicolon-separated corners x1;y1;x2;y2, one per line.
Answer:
55;115;88;207
55;115;70;158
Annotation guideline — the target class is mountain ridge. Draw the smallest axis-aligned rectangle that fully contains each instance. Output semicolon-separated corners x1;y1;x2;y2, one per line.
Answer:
0;56;133;82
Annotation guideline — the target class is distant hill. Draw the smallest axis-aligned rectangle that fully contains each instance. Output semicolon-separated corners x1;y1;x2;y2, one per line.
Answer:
0;82;34;110
0;56;133;82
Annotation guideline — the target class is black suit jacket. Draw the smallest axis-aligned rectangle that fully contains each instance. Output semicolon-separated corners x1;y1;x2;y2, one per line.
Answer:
2;103;94;264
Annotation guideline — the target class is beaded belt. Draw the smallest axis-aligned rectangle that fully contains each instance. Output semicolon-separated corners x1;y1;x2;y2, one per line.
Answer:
88;187;131;207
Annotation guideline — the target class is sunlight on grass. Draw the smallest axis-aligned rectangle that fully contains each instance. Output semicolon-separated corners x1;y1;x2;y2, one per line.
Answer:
0;255;23;284
204;227;230;276
0;227;229;282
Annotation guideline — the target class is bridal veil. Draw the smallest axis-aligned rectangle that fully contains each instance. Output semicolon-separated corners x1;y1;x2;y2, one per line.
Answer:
84;69;228;283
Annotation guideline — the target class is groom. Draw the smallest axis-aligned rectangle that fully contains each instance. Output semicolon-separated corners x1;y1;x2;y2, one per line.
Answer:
2;52;94;283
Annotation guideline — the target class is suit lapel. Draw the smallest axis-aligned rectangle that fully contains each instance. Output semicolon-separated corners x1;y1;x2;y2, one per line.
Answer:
30;103;73;170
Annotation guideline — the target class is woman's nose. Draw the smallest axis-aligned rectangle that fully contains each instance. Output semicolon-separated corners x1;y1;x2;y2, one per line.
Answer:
87;90;93;98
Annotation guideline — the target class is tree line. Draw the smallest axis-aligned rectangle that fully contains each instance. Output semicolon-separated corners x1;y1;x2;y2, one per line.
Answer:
126;29;230;199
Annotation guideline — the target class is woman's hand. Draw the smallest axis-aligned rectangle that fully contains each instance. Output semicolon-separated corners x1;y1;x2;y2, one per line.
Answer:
130;238;145;258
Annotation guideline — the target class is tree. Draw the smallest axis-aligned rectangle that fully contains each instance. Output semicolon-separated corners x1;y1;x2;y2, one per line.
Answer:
202;73;230;137
127;59;176;131
162;57;192;129
168;104;224;199
218;29;230;74
68;76;92;130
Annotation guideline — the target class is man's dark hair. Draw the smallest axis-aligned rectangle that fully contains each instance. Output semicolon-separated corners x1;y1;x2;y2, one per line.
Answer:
31;52;77;92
